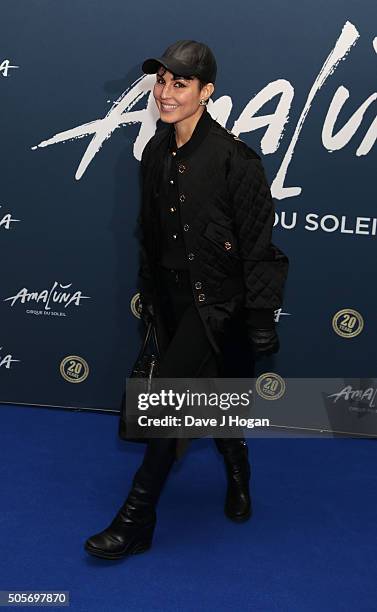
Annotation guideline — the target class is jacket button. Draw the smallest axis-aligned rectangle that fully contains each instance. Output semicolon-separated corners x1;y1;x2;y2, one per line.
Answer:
172;151;177;156
170;206;176;213
178;164;186;173
183;224;189;231
179;194;186;202
224;241;232;250
170;179;174;184
198;293;206;302
195;281;202;289
172;234;178;240
188;252;194;260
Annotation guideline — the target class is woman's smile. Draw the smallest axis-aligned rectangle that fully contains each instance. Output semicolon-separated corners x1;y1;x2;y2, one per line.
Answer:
160;102;179;112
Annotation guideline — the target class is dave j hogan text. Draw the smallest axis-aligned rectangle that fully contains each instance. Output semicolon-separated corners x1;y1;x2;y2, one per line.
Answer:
137;415;270;429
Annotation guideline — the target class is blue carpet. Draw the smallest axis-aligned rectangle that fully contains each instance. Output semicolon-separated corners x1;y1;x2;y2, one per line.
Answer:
0;404;376;611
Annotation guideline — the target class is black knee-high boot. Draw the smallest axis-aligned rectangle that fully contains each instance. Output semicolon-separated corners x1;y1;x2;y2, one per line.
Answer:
84;438;177;560
214;437;252;522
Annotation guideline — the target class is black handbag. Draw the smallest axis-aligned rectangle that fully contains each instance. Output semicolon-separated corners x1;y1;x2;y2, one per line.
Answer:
118;320;161;441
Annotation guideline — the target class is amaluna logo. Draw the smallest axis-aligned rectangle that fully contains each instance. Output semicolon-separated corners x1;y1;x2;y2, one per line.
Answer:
0;59;18;78
32;21;376;199
273;308;290;323
327;384;377;410
4;281;91;311
0;346;20;369
0;205;20;230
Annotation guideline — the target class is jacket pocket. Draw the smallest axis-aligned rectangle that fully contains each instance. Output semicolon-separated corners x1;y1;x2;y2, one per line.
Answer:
203;221;239;258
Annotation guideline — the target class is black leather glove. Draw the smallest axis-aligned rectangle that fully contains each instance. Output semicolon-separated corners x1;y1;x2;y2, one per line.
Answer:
249;327;280;360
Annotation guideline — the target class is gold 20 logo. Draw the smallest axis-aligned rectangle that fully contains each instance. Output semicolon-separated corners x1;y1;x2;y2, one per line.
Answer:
60;355;89;383
332;309;364;338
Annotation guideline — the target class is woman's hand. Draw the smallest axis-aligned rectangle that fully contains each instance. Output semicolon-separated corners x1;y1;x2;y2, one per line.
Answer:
249;328;280;360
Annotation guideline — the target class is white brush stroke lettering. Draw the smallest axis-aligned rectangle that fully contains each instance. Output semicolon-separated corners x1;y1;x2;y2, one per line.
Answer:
4;282;91;309
31;21;376;200
0;205;20;229
0;347;20;369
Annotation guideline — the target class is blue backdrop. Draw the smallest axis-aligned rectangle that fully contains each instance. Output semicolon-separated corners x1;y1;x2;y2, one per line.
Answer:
0;1;375;414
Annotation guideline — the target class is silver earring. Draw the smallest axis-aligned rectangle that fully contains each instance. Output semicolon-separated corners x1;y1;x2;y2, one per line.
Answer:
199;99;207;106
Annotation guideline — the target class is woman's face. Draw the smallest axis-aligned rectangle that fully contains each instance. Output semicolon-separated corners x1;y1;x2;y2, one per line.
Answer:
153;66;211;123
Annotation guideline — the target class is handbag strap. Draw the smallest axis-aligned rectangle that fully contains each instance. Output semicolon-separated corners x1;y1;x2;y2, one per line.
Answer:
151;323;161;359
136;320;161;362
136;321;153;362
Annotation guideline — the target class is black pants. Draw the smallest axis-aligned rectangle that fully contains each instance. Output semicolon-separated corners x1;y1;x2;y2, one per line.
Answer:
139;265;244;470
156;265;221;379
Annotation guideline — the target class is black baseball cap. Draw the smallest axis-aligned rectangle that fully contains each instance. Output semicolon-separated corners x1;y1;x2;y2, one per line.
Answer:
142;39;217;84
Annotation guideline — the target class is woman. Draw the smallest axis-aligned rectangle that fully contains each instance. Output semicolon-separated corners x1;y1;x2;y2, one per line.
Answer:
84;40;289;560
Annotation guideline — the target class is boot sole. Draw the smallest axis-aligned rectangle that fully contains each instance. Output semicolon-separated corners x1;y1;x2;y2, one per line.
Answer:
225;509;252;523
84;540;152;560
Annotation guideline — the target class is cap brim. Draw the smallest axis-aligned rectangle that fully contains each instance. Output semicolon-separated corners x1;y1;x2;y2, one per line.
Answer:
141;57;194;77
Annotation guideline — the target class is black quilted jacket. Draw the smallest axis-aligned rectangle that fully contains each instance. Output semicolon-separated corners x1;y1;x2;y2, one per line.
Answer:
137;106;289;358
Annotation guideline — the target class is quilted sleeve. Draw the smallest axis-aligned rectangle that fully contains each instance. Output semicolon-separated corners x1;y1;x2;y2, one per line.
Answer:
228;142;289;330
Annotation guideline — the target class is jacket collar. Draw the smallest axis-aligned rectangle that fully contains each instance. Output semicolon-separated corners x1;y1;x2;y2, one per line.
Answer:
167;106;212;160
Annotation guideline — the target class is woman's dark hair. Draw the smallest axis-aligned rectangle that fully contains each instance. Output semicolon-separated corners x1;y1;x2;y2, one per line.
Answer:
197;78;214;105
157;66;212;100
157;64;208;89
